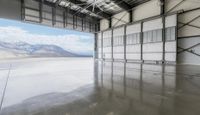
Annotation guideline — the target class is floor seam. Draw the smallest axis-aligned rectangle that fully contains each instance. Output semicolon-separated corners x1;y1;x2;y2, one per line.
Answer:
0;64;12;113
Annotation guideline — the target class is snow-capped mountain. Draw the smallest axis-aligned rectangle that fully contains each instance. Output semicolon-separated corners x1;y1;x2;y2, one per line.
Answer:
0;41;78;58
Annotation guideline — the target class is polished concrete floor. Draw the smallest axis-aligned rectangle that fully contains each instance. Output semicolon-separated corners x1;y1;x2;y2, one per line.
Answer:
0;58;200;115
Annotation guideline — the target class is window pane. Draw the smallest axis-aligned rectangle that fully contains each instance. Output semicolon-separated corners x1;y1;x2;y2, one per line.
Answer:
157;29;162;41
153;30;157;42
171;27;176;40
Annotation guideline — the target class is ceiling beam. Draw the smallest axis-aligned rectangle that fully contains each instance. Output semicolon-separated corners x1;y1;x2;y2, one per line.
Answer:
68;0;112;18
34;0;102;26
34;0;88;18
55;0;62;6
131;0;151;7
111;0;132;11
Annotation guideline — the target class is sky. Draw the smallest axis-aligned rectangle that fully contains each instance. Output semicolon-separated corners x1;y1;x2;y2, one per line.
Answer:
0;18;94;55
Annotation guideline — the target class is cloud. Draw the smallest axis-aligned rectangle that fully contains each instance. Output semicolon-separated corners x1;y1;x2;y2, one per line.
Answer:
0;26;94;55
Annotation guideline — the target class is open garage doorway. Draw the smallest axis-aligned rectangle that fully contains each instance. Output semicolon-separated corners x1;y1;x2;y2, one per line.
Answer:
0;18;95;114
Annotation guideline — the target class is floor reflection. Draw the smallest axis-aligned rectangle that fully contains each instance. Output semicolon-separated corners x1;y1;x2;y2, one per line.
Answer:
1;59;200;115
96;60;200;115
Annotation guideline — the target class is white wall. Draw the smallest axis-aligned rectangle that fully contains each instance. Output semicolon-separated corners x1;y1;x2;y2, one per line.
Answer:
100;11;130;31
100;19;109;31
133;0;160;21
165;0;200;64
178;9;200;37
178;37;200;65
112;11;130;27
165;0;200;13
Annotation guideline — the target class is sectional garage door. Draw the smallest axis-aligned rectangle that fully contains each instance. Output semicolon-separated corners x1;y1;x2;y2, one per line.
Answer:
97;14;177;63
113;27;125;60
97;32;102;59
143;18;163;61
165;15;177;62
102;30;112;59
126;23;142;61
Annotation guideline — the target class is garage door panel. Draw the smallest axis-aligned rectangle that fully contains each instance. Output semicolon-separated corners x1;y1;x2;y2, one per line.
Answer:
143;53;163;61
165;53;176;62
113;27;125;60
97;33;102;59
165;41;176;52
143;18;163;32
165;15;177;28
165;14;177;62
113;46;124;53
126;45;141;60
143;43;163;52
126;54;141;60
126;23;141;61
165;41;176;61
103;30;112;59
126;23;141;34
103;47;112;59
113;54;124;60
126;45;141;53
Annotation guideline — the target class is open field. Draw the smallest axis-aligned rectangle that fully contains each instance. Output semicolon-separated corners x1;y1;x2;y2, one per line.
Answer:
0;57;94;114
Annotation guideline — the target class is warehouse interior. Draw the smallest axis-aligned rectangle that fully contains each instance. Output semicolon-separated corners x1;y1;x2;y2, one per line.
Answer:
0;0;200;115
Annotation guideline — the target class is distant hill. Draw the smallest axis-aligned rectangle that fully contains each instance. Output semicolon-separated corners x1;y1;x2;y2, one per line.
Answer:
0;41;79;58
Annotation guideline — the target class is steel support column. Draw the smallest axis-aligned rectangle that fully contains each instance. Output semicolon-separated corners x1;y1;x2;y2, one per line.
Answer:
63;11;66;28
160;0;165;15
124;25;127;62
129;10;133;23
89;22;91;32
81;18;84;31
161;0;166;63
101;32;103;60
111;29;114;61
39;0;43;23
162;16;166;63
123;62;126;96
109;18;112;28
141;22;144;62
73;15;75;29
21;0;25;21
176;14;178;63
139;64;143;102
94;33;98;59
52;6;56;26
65;8;68;27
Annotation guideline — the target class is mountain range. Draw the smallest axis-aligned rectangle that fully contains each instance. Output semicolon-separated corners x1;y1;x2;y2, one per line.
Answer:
0;41;80;58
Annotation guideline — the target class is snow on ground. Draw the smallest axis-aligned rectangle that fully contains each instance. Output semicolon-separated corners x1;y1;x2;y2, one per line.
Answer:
0;57;94;108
